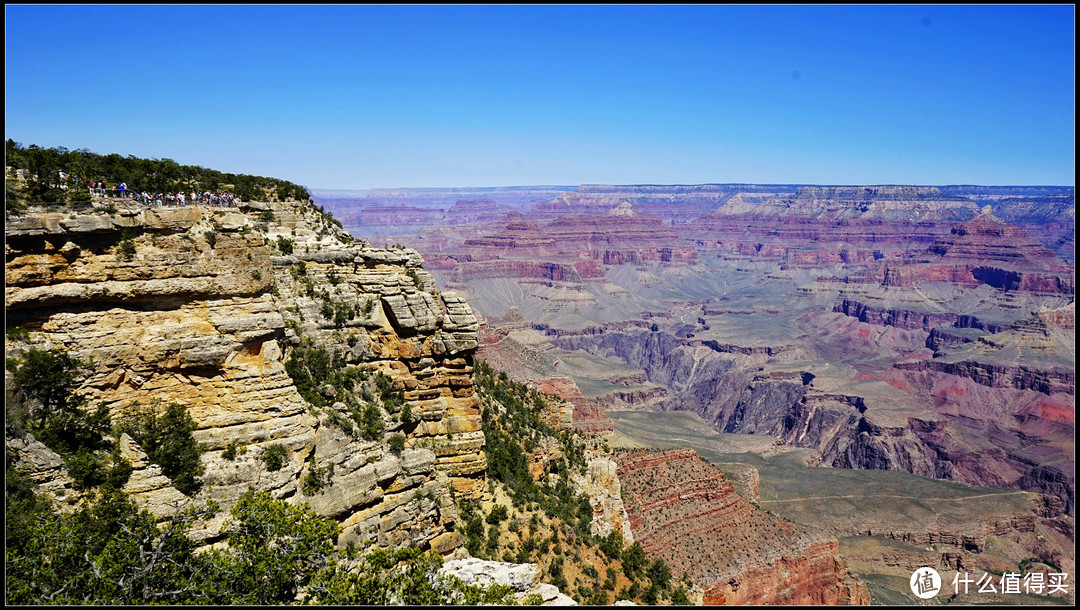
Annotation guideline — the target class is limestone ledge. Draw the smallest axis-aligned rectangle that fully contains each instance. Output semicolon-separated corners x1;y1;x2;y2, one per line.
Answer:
6;226;272;308
5;206;201;237
6;434;75;498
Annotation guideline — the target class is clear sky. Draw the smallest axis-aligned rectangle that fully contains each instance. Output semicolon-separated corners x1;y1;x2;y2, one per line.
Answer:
5;4;1075;189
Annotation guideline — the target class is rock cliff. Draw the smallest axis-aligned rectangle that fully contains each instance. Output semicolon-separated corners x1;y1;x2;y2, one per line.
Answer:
5;199;486;554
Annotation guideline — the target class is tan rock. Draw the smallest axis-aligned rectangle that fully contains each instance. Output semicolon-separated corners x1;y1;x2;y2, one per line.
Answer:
7;199;486;556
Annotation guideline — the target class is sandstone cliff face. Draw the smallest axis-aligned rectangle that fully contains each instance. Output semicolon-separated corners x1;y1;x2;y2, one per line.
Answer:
617;449;868;605
5;199;486;553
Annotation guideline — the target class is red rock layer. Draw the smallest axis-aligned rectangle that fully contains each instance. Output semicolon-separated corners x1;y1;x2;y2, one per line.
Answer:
617;449;868;605
533;377;614;436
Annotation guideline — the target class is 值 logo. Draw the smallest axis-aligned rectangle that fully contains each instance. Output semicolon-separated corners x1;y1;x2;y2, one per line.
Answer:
910;567;942;599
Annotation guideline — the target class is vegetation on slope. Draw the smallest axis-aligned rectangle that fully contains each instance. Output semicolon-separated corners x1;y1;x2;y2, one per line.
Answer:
7;347;127;490
4;341;687;605
281;338;417;442
470;360;691;605
5;483;513;605
3;340;506;604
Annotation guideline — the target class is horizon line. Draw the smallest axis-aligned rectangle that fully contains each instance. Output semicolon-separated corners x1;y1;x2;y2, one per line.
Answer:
309;182;1076;192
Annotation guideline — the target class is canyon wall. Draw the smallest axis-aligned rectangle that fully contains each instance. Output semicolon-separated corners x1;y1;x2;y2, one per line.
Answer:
5;200;487;553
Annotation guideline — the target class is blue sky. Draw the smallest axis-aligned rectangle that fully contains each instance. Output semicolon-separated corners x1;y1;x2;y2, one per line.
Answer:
5;5;1075;189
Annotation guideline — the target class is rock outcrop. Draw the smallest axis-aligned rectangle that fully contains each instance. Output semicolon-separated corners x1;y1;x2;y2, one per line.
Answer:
439;558;576;605
617;449;868;605
570;453;634;544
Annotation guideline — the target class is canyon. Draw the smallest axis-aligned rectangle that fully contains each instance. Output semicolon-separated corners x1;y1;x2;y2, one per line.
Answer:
318;182;1074;604
5;178;1072;605
7;194;876;605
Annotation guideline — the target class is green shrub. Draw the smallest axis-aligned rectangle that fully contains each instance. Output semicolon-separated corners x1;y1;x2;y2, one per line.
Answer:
117;237;136;261
326;409;355;435
276;236;294;254
622;543;647;579
14;348;83;414
388;433;406;455
11;348;111;457
332;301;352;328
67;185;93;207
486;504;509;525
6;325;31;342
486;523;500;553
641;584;659;605
115;400;205;495
65;447;107;489
222;440;247;461
354;404;384;441
604;567;618;590
302;462;332;495
647;557;672;590
261;443;288;471
6;179;27;213
600;529;624;559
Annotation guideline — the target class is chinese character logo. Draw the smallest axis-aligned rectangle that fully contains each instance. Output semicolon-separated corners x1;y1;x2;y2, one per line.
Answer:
911;567;942;599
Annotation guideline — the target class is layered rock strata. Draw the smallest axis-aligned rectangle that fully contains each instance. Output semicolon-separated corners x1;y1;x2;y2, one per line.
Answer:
5;199;487;553
617;449;868;605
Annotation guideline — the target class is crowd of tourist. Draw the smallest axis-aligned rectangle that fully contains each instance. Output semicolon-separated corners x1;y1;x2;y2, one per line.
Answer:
75;175;238;207
127;190;237;207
